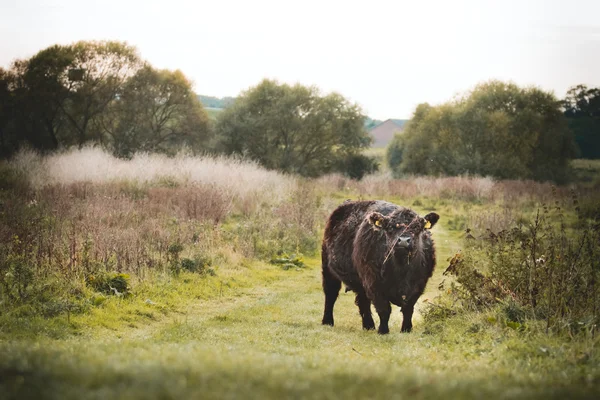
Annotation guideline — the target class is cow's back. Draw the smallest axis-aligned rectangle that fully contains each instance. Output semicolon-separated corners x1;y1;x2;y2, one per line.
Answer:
322;200;396;289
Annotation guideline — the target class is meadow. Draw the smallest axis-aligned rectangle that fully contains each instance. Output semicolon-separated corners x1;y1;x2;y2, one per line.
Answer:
0;148;599;399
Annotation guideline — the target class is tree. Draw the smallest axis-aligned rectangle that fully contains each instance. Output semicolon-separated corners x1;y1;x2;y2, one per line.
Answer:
16;46;73;150
57;41;142;147
215;79;371;177
102;66;212;157
389;81;576;182
0;41;142;156
386;131;406;178
0;41;214;159
563;85;600;159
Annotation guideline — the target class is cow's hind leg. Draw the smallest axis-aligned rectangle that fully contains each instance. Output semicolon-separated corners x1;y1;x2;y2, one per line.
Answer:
321;266;341;326
355;289;375;330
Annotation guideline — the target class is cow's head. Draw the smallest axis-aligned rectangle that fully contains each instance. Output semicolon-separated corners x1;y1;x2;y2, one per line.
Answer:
368;209;439;252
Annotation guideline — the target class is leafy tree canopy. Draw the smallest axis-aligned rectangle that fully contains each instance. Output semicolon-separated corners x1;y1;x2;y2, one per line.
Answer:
562;84;600;159
0;41;211;158
215;79;372;177
103;66;212;157
389;81;576;182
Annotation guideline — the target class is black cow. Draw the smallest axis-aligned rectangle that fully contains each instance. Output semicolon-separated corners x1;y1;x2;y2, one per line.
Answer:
321;200;439;334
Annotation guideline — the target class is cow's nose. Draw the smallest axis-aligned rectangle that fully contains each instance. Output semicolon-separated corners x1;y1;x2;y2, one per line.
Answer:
397;236;412;248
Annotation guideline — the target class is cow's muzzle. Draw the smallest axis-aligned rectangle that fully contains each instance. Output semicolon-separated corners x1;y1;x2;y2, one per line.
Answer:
396;235;412;249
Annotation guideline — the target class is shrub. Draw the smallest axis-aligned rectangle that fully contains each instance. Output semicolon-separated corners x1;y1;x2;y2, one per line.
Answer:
336;153;379;180
269;253;305;270
180;255;215;275
0;254;34;302
386;134;404;178
444;192;600;333
86;272;131;296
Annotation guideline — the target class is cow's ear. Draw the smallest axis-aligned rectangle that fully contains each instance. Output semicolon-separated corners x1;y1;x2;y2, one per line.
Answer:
368;212;388;229
423;213;439;229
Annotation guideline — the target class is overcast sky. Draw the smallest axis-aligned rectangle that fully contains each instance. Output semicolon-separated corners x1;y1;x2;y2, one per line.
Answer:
1;0;599;119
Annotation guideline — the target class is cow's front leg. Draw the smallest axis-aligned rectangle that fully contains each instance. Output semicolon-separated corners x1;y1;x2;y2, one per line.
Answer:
372;297;391;334
401;302;414;332
354;289;375;330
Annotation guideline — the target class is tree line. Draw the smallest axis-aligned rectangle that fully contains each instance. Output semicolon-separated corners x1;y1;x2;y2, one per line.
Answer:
0;41;212;159
0;41;375;178
1;40;597;181
387;81;599;182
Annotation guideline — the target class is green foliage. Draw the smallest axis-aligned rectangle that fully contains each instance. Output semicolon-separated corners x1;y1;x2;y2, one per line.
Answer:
563;85;600;159
180;256;216;276
0;41;211;159
386;133;405;177
106;66;212;158
570;159;600;184
335;153;379;180
215;79;371;177
1;253;34;302
167;243;185;275
269;253;305;270
391;81;577;182
86;272;131;296
444;194;600;333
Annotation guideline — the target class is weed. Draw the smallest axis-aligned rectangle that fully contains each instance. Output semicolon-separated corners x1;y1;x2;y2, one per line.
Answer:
86;272;131;296
443;193;600;334
270;253;305;270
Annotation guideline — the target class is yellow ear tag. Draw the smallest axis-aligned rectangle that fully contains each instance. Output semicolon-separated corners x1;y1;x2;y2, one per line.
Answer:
375;220;381;227
424;221;432;229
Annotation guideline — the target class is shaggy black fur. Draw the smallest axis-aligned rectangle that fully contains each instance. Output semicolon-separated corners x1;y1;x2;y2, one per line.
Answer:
321;200;439;334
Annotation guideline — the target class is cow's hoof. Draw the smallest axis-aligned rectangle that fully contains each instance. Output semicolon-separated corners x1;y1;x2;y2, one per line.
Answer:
377;327;389;335
363;323;375;331
322;318;334;326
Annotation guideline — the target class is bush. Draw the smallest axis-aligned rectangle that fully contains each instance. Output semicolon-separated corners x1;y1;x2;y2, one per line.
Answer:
269;253;305;270
86;272;131;296
336;153;379;180
386;134;404;178
0;254;34;302
444;192;600;333
180;255;215;276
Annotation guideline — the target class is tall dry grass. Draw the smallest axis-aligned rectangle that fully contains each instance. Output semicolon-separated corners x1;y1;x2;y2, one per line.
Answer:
315;172;589;205
4;147;596;284
1;148;325;299
11;147;295;209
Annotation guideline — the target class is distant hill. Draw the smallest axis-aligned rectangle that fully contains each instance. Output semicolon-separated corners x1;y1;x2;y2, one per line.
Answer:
197;95;236;109
368;119;408;148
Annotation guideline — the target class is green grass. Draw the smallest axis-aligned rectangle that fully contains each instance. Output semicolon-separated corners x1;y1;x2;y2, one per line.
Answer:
571;158;600;183
2;212;599;399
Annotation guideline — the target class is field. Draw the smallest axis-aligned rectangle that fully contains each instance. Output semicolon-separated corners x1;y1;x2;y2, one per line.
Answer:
205;107;224;121
1;148;599;399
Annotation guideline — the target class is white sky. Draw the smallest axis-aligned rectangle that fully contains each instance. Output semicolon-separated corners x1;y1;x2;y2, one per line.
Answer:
1;0;599;119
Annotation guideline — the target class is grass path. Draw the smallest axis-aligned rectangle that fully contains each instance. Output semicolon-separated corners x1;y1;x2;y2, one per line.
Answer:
1;224;598;399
